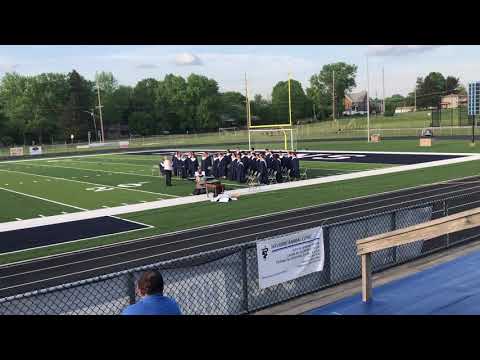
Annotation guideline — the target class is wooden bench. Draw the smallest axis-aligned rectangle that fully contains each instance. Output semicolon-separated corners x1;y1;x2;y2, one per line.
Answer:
356;207;480;302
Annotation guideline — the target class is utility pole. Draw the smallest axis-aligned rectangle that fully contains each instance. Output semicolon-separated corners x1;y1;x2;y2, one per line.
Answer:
382;66;385;114
332;70;335;122
313;103;317;120
245;73;251;150
414;87;417;112
95;75;105;143
367;56;370;142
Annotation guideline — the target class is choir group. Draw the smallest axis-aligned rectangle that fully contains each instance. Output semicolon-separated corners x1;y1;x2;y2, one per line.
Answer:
170;149;300;185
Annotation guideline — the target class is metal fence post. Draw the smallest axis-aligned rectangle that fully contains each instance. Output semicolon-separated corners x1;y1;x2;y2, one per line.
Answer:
391;211;397;264
323;226;331;285
127;272;136;305
444;200;450;248
241;247;249;314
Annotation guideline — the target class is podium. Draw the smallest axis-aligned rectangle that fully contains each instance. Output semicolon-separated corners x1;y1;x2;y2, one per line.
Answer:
206;181;225;197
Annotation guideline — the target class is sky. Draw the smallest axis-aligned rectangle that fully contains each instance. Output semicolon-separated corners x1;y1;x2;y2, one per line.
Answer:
0;45;479;99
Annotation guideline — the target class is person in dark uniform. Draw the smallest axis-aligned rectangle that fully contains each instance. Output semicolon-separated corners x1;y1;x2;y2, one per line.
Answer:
265;149;273;169
259;154;269;184
241;152;249;173
180;154;187;179
201;152;212;176
286;152;293;173
271;154;282;183
212;153;219;178
236;153;246;183
171;152;178;177
291;152;300;179
188;152;198;177
229;154;238;181
184;154;191;177
218;153;227;178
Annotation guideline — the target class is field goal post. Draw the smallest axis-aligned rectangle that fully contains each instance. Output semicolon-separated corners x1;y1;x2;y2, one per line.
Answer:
245;72;296;151
218;127;238;136
248;128;295;151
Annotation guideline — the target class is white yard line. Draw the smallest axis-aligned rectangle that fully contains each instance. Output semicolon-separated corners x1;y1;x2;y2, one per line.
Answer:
0;186;86;211
8;161;164;180
0;167;178;198
64;159;153;168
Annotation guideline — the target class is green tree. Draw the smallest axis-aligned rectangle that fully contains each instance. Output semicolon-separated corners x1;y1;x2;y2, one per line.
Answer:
445;76;460;94
415;72;445;109
155;74;188;132
128;111;155;136
250;94;273;125
102;85;133;127
271;79;310;124
61;70;95;140
219;91;246;127
307;62;357;119
95;71;118;96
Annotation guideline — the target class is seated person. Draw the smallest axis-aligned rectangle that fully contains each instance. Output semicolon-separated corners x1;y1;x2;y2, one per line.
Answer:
193;167;207;195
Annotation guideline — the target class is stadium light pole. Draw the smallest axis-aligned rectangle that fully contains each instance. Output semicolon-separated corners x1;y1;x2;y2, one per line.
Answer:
367;55;370;142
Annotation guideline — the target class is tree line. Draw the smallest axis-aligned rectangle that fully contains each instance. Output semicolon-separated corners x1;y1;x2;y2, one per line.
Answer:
0;64;466;146
383;72;465;116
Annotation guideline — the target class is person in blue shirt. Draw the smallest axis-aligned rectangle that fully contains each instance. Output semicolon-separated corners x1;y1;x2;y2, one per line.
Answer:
122;270;182;315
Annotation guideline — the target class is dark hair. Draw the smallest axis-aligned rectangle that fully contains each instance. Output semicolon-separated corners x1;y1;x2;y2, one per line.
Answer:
137;270;164;295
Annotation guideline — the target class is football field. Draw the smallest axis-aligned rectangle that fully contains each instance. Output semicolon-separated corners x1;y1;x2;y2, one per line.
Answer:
1;148;479;268
0;152;389;223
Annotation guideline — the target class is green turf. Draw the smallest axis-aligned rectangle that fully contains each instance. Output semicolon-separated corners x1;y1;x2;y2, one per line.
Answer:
0;188;75;222
2;158;479;265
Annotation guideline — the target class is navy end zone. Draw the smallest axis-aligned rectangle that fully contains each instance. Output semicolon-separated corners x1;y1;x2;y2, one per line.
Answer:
124;149;465;165
0;217;149;254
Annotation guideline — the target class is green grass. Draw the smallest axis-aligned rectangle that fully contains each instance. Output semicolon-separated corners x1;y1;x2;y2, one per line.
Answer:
2;157;480;265
0;152;366;223
0;188;74;222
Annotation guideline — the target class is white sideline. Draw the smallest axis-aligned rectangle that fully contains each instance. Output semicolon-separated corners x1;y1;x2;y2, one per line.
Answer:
0;154;479;234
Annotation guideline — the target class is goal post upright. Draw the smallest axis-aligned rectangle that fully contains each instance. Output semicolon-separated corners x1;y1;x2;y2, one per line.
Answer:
247;72;295;151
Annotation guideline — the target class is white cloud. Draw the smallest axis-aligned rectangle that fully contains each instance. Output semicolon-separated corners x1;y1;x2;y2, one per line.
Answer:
174;52;202;66
367;45;443;57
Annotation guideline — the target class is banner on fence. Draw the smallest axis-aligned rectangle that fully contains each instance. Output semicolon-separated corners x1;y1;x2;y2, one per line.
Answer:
29;146;42;155
9;147;24;156
119;141;129;149
257;227;324;289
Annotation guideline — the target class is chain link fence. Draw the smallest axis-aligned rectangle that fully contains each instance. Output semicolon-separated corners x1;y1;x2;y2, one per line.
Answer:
1;192;479;315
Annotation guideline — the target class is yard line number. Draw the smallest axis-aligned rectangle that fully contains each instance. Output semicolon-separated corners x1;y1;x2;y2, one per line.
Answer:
86;182;149;192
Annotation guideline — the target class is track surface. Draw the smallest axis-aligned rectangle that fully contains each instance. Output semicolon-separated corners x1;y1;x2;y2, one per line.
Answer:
1;176;480;298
